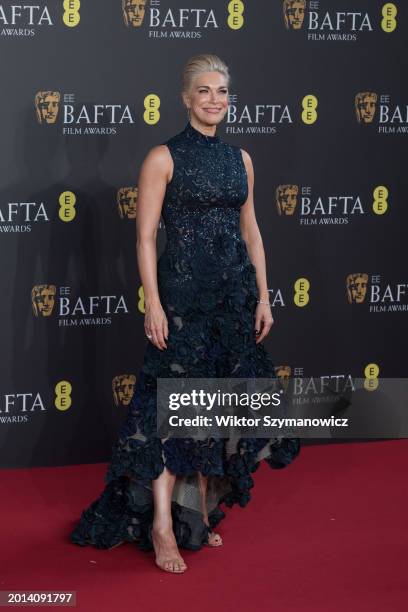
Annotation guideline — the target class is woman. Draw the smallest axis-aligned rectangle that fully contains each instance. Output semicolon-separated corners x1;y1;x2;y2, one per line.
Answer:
70;53;300;574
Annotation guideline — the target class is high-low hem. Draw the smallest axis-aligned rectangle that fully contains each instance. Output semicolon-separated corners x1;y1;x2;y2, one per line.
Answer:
70;436;300;553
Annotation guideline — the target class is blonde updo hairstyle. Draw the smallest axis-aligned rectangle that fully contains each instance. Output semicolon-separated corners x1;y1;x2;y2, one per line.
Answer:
181;53;231;109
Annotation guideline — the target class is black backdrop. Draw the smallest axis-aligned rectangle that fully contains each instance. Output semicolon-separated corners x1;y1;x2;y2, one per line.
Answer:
0;0;406;468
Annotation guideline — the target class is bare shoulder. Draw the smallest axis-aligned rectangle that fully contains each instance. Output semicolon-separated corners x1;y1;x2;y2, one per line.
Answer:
239;147;254;176
143;144;172;165
140;144;173;181
239;147;251;162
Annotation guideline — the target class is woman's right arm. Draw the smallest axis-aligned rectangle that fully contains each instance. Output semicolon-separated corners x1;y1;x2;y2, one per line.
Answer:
136;144;173;350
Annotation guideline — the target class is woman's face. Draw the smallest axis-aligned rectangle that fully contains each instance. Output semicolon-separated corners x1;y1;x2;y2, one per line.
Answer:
184;71;229;125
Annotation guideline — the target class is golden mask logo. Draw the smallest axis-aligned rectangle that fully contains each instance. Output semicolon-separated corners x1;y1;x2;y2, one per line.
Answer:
275;365;292;391
117;187;138;219
123;0;147;27
112;375;136;406
283;0;305;30
355;92;377;123
31;285;129;325
347;274;408;312
35;91;60;124
346;273;368;304
32;284;56;317
276;185;298;215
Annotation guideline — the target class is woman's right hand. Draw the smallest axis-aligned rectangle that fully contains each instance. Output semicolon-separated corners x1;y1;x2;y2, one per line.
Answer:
144;300;168;350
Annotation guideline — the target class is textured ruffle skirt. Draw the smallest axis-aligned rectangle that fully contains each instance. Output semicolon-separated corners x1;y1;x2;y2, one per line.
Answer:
70;235;301;552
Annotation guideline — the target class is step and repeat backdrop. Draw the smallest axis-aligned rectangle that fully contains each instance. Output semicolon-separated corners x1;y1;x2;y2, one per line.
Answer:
0;1;406;468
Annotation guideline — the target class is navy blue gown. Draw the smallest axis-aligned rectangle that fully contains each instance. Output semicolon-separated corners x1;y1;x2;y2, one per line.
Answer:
70;121;300;552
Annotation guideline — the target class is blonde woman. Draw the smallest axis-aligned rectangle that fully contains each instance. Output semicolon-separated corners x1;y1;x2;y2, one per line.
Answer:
71;54;300;573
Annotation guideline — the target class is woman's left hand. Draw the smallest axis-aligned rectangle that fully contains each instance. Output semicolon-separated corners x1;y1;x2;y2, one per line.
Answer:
254;303;274;344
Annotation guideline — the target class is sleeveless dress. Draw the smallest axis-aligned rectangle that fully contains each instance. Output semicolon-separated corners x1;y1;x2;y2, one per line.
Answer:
70;120;300;552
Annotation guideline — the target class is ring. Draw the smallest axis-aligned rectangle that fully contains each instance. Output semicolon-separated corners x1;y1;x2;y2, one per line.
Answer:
146;334;153;339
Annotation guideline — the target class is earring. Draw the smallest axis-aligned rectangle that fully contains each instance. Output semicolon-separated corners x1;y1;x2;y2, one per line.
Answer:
186;107;191;121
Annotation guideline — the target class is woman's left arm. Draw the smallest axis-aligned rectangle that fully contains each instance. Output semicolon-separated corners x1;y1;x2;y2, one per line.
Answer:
239;148;274;344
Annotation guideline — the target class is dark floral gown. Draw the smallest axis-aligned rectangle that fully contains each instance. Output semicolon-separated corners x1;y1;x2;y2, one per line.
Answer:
70;121;300;552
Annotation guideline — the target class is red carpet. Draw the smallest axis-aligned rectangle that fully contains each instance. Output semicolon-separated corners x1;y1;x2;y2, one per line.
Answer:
1;440;407;611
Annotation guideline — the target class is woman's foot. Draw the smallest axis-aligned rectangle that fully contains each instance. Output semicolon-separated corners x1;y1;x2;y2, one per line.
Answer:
152;524;187;573
197;472;223;547
206;527;223;547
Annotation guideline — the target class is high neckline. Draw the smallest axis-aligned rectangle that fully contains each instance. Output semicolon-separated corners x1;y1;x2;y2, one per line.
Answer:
183;120;220;145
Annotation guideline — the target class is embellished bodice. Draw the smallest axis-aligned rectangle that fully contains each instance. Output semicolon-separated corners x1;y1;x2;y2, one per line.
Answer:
158;122;248;277
157;121;254;292
162;120;248;216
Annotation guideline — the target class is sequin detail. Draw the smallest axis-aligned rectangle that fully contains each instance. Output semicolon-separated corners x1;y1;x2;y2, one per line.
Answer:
158;121;252;290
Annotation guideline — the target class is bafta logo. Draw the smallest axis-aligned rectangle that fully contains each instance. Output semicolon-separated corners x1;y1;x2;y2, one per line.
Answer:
112;374;136;406
122;0;147;27
34;91;60;124
31;284;56;317
283;0;305;30
276;185;298;215
117;187;138;219
355;92;377;123
276;366;292;391
346;273;368;304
